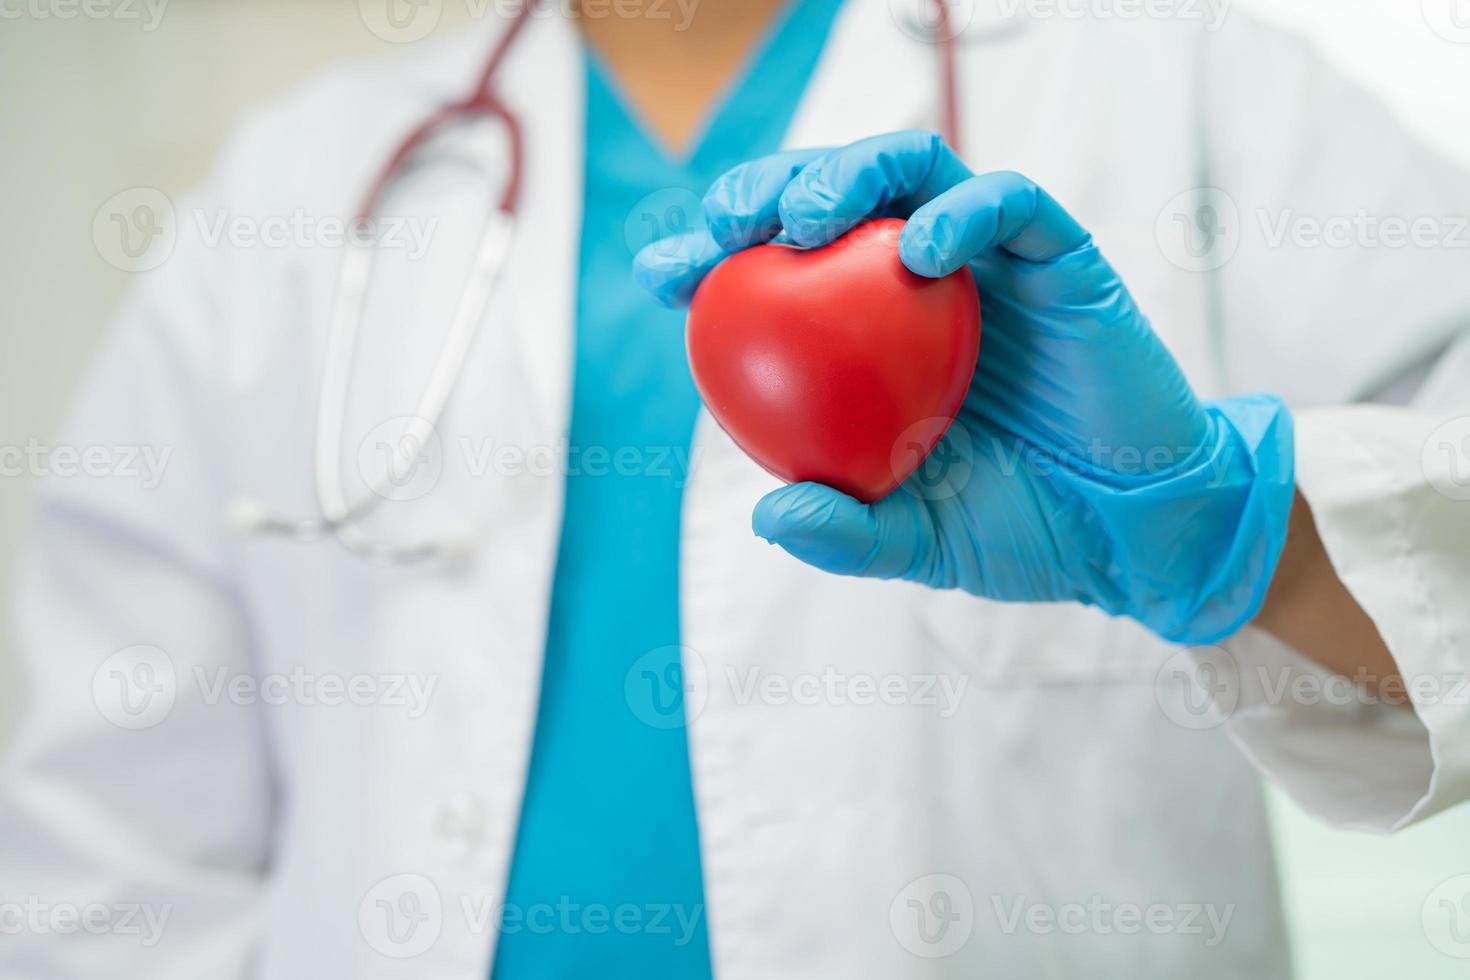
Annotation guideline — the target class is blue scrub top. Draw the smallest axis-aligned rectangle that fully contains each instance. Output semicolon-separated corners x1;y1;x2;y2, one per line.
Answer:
489;3;844;977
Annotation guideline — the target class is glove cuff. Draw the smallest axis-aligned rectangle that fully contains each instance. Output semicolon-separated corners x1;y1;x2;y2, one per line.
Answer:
1139;395;1296;644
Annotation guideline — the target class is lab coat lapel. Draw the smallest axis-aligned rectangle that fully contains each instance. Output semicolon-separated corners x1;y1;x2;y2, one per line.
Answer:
497;12;583;443
370;16;585;977
332;12;582;507
783;0;941;150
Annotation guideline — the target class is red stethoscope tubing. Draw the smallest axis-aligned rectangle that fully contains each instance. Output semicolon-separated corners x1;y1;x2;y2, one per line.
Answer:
353;1;962;225
353;0;538;221
934;1;961;154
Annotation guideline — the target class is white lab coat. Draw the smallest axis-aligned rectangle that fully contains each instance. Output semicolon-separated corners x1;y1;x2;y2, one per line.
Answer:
4;1;1470;977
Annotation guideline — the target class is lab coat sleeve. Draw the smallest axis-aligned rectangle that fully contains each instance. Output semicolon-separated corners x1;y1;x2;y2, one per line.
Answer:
1198;14;1470;831
0;142;274;974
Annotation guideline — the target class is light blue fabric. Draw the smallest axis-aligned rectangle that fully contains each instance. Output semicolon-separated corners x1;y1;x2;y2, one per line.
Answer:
490;4;844;978
635;131;1296;646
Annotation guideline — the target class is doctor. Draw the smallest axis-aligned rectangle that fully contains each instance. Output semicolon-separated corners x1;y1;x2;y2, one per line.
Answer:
4;0;1470;977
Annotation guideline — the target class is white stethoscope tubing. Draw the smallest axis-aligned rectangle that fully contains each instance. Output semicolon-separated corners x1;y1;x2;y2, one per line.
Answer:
230;210;515;565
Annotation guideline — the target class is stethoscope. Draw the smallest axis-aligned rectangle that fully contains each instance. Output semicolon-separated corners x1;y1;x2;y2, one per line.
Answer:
229;0;985;565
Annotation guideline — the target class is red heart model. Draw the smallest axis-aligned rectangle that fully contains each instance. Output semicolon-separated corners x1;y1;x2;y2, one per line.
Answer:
686;217;981;503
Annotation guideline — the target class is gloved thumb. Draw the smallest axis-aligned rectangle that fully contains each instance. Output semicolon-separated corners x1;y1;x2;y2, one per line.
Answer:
751;482;921;581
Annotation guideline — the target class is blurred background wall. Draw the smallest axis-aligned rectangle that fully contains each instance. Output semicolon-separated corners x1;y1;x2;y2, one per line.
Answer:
2;1;1468;976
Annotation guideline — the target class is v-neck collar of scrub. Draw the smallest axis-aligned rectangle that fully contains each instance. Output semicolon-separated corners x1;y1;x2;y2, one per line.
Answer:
582;0;846;174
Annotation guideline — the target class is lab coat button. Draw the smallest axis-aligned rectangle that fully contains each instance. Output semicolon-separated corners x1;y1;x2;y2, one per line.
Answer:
433;793;490;860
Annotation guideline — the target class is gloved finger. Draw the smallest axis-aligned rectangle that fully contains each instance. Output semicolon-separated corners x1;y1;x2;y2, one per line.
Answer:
899;171;1093;277
702;147;828;252
632;229;729;309
751;482;929;581
776;130;974;248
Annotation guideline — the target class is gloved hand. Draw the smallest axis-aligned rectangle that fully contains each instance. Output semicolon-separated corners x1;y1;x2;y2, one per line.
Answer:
634;130;1295;645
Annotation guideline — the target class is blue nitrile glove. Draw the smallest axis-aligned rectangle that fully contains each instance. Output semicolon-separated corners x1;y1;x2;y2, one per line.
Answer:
634;131;1295;645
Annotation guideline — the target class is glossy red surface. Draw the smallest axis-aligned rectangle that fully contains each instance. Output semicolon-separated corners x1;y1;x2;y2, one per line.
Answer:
686;218;981;503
